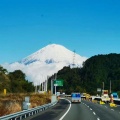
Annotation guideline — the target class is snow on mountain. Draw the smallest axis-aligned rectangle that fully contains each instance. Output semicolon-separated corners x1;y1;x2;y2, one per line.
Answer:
2;44;87;85
19;44;86;65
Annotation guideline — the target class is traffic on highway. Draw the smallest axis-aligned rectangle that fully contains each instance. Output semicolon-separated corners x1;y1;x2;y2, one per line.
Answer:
24;94;120;120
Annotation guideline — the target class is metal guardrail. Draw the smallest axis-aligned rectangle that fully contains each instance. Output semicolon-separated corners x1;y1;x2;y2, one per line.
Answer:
0;101;57;120
113;98;120;101
114;98;120;105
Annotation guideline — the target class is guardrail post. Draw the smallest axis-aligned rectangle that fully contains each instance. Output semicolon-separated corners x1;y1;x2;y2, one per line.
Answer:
20;115;22;120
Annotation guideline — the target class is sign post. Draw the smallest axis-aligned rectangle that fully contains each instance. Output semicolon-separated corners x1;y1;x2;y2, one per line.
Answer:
97;88;101;96
54;79;63;95
54;84;57;95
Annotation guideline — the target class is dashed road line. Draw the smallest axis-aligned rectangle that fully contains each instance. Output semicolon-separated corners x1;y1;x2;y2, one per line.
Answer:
93;112;96;115
97;118;100;120
105;106;107;108
111;109;114;111
83;102;100;120
90;108;92;110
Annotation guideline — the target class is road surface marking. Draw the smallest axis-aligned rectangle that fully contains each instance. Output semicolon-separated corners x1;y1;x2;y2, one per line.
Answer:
111;109;114;111
105;106;107;108
90;108;92;110
59;98;71;120
97;118;100;120
93;112;96;115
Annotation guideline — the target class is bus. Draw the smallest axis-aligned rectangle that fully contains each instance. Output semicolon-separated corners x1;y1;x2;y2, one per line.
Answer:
71;93;81;103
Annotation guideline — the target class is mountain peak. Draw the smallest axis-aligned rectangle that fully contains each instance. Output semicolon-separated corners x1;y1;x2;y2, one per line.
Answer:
20;44;87;66
3;44;87;84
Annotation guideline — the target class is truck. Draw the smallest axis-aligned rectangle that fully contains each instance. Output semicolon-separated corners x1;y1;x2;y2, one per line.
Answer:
111;92;119;99
71;93;81;103
101;90;110;102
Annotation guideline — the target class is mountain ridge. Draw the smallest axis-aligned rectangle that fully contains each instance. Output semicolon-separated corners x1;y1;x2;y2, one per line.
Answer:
3;44;87;84
19;44;87;65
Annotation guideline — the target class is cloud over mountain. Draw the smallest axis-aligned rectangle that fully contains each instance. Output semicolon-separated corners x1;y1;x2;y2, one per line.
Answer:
2;44;87;85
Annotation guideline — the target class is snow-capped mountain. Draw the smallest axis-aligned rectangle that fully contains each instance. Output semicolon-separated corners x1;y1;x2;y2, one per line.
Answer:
19;44;86;66
3;44;87;85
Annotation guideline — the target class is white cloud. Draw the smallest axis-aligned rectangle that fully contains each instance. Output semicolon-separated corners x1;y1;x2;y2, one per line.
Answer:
2;44;87;85
2;61;67;85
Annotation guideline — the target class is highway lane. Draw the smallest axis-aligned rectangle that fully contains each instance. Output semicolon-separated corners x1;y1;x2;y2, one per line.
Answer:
24;98;120;120
24;98;99;120
24;98;70;120
62;101;98;120
82;100;120;120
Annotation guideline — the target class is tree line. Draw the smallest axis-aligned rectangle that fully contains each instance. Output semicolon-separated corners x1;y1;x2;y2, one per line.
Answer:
0;66;34;93
48;53;120;96
1;53;120;96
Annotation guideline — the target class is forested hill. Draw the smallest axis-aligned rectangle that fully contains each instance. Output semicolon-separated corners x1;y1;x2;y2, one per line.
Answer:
1;53;120;96
54;53;120;95
0;66;35;93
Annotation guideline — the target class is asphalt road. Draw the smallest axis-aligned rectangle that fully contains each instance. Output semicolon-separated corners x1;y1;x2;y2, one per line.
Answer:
62;101;98;120
24;98;120;120
82;100;120;120
24;98;70;120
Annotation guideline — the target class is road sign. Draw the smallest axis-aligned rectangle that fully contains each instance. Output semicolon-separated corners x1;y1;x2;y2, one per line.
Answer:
54;79;63;86
97;88;101;92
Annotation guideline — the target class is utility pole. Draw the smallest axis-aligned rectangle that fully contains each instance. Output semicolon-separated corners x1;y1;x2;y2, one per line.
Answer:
51;78;54;95
54;73;57;95
103;82;104;90
54;84;57;95
46;76;50;92
110;80;111;94
51;73;57;95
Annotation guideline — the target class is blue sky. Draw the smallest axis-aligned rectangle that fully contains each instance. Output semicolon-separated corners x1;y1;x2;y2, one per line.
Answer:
0;0;120;64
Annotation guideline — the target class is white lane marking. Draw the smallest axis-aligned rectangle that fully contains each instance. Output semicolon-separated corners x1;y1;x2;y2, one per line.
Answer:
105;106;107;108
59;98;71;120
90;108;92;110
83;102;100;119
111;109;114;111
97;118;100;120
93;112;96;115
